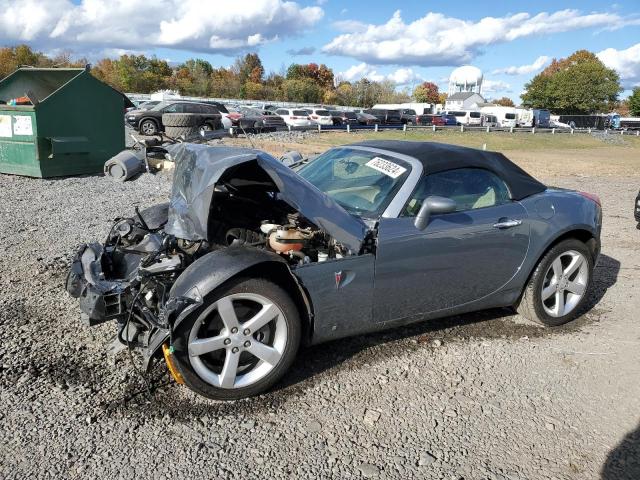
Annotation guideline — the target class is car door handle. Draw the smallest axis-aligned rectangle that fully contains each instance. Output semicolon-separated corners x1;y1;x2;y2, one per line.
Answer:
493;219;522;229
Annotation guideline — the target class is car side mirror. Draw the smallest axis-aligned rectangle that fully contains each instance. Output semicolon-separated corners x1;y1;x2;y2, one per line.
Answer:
414;196;457;231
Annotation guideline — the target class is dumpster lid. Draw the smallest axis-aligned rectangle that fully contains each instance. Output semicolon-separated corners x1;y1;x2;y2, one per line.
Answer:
0;67;134;108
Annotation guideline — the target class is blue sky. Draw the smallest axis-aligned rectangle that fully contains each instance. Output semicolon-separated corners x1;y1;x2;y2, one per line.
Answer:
3;0;640;101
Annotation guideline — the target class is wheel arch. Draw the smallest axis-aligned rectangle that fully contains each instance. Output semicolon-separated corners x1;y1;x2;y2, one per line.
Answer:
169;247;314;341
515;226;599;306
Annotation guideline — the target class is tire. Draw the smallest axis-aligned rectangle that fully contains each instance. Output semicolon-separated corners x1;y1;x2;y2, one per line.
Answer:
172;277;301;400
162;113;203;127
199;123;214;135
165;125;200;138
139;119;158;135
517;239;593;326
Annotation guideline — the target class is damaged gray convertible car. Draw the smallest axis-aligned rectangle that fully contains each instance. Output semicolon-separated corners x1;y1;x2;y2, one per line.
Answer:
67;140;602;400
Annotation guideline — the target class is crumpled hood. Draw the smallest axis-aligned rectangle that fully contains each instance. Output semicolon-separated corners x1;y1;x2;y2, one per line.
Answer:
164;143;368;253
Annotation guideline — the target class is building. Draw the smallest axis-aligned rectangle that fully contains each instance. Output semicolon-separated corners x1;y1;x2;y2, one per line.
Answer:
444;91;485;111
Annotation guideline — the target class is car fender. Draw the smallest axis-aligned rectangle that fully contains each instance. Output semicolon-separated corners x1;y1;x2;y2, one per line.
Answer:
167;247;304;329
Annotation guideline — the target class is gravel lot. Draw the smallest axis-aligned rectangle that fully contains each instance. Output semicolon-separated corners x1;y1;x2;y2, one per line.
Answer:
0;138;639;479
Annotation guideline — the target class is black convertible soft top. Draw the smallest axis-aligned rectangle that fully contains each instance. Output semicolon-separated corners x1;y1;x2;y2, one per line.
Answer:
348;140;546;200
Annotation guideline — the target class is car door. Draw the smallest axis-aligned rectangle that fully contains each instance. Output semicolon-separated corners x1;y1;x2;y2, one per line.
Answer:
373;167;530;324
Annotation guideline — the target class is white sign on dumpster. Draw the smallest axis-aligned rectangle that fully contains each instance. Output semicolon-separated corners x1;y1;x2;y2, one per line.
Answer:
0;115;11;138
13;116;33;136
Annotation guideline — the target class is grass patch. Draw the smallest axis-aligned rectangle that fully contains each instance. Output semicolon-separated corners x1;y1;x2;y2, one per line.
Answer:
303;129;640;152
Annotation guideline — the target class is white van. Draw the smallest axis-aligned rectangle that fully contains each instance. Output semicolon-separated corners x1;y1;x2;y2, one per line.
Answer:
466;111;482;126
516;108;533;127
443;110;468;125
480;106;517;128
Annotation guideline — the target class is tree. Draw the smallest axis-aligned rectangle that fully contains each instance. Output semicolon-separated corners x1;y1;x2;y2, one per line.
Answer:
494;97;515;107
629;88;640;116
412;81;439;104
281;78;323;103
522;50;621;114
235;53;264;84
438;92;448;105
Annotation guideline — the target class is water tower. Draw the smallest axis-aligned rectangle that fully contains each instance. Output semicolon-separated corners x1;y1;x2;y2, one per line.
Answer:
448;66;483;96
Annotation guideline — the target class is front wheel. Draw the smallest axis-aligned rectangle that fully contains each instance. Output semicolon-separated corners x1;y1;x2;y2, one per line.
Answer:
517;239;593;326
139;119;158;135
172;278;301;400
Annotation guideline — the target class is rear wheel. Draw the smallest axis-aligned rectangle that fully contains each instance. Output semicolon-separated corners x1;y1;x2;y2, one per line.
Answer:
517;239;593;326
172;278;301;400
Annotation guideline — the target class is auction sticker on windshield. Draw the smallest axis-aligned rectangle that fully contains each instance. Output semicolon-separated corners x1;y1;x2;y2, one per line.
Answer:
365;157;407;178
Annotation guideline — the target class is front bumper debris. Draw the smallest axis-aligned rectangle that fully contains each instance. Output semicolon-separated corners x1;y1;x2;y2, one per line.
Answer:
66;243;131;326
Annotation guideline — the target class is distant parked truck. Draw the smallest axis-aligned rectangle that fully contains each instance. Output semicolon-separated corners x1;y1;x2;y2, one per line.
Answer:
372;102;432;115
516;107;533;127
532;109;551;128
480;106;517;128
557;115;606;130
608;113;640;130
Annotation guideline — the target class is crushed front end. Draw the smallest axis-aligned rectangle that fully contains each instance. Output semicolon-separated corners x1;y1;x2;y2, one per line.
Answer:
66;208;203;367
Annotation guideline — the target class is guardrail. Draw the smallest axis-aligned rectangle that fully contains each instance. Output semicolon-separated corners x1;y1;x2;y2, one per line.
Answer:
231;123;640;136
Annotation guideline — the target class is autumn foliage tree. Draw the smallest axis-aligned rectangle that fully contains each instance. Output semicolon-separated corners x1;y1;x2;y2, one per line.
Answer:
494;97;515;107
412;81;440;103
522;50;621;114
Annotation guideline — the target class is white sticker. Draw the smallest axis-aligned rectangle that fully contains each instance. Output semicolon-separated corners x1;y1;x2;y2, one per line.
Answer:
365;157;407;178
0;115;11;138
13;116;33;136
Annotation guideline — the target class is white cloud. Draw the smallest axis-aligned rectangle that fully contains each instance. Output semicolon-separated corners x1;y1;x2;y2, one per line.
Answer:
332;19;367;32
482;80;512;94
492;56;550;75
0;0;323;55
597;43;640;88
338;62;422;85
323;9;637;66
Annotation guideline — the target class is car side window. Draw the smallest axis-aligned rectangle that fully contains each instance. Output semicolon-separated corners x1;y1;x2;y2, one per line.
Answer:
162;103;183;113
403;168;511;216
183;103;199;114
276;109;287;115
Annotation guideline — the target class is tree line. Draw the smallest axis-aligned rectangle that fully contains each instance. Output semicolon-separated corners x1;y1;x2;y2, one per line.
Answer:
0;44;636;114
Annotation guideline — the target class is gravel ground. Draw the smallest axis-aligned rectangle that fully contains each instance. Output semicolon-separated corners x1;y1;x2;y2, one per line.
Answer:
0;159;639;479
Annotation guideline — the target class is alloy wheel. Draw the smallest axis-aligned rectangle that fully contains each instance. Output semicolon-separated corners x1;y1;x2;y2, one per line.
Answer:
540;250;589;317
188;293;287;389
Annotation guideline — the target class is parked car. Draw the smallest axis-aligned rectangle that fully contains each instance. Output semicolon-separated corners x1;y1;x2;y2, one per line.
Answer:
67;140;602;401
238;106;286;131
275;108;316;127
399;108;417;125
329;110;358;126
416;113;444;127
126;101;222;135
306;108;333;126
363;108;402;124
466;111;482;126
356;112;381;125
443;110;468;126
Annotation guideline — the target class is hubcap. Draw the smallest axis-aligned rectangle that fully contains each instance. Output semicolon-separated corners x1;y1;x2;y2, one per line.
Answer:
188;293;287;389
541;250;589;318
142;121;154;134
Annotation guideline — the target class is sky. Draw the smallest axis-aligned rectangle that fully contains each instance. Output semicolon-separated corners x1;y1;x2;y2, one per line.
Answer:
1;0;639;102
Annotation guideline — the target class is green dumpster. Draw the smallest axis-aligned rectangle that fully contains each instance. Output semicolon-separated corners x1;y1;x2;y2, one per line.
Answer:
0;67;130;177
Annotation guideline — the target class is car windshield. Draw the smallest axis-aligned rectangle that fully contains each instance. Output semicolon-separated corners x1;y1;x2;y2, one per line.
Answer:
470;112;481;118
345;112;357;119
297;147;410;217
315;110;331;116
505;113;516;119
293;110;308;116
